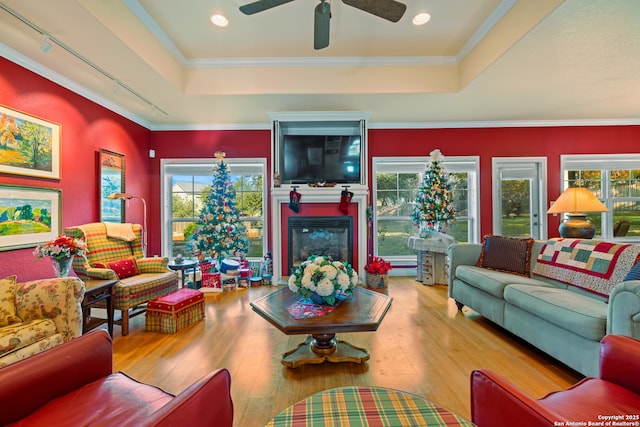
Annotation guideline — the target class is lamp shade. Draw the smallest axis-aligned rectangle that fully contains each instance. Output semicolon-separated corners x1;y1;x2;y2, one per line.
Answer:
548;187;608;239
547;187;608;214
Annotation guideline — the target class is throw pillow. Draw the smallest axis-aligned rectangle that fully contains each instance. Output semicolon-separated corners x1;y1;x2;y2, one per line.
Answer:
95;257;140;279
624;260;640;281
477;234;534;277
0;275;21;327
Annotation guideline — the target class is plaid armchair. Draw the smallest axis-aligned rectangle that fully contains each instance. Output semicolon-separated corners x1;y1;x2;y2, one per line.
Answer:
65;223;178;335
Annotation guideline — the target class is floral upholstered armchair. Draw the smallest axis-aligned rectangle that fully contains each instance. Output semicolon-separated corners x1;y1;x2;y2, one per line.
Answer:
65;222;178;335
0;275;85;368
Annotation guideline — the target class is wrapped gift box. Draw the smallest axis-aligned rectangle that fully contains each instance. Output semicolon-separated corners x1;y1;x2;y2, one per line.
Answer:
145;288;205;334
201;271;221;292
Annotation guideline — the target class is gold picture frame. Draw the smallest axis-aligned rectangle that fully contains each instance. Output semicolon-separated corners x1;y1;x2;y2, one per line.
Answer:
0;184;62;251
0;104;61;179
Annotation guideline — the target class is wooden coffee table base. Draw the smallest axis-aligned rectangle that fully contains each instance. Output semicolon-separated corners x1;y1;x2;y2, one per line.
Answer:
282;333;370;368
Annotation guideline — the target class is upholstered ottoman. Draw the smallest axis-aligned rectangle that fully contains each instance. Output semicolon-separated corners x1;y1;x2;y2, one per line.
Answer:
145;289;205;333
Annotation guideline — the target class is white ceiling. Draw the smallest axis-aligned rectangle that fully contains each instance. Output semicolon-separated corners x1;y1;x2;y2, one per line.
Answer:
0;0;639;129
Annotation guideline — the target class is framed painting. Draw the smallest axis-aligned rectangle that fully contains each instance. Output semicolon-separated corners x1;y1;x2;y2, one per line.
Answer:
0;185;62;251
0;104;61;179
99;149;125;223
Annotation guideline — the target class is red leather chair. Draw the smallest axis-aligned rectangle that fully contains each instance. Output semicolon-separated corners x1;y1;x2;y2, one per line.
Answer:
471;334;640;427
0;330;233;426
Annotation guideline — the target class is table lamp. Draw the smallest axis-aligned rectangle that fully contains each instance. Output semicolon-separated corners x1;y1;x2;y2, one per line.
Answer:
547;186;608;239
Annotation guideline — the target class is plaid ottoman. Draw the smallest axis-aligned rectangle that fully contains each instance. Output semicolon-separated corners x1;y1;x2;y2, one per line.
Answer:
145;288;205;333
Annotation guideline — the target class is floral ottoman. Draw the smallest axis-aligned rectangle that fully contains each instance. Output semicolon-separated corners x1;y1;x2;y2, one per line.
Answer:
145;289;205;334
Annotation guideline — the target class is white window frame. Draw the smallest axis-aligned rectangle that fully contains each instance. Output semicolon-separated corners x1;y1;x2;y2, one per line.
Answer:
160;158;268;259
372;156;480;268
560;154;640;241
491;157;548;240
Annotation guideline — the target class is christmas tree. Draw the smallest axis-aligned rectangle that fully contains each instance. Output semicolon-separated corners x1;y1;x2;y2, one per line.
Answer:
412;149;456;233
192;151;249;260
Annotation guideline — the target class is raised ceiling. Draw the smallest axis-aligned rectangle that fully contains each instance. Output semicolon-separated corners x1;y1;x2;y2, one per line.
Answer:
0;0;639;129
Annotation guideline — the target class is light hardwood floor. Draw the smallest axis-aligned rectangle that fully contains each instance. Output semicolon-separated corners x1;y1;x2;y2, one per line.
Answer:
111;278;582;427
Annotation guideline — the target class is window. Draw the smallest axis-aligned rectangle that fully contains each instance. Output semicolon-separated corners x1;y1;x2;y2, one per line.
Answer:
372;156;479;262
161;158;267;258
561;154;640;239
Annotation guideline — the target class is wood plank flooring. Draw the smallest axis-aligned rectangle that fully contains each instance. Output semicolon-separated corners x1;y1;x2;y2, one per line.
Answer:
111;278;582;427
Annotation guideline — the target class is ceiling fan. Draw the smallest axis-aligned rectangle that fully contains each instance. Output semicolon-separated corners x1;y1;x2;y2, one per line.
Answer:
239;0;407;50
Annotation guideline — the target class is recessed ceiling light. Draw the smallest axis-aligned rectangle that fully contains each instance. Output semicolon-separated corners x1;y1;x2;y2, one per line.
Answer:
210;14;229;27
413;12;431;26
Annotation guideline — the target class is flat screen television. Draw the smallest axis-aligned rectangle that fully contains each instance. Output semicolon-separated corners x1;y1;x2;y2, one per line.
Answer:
280;135;361;184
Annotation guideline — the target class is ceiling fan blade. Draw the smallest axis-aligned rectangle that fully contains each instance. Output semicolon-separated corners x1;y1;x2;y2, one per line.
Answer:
314;1;330;50
239;0;295;15
342;0;406;22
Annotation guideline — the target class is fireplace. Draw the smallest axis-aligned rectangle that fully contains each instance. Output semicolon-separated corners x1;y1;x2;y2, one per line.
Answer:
288;216;353;274
270;185;367;283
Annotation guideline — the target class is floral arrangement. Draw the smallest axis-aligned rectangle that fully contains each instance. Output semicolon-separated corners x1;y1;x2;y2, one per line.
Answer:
288;255;358;305
33;235;87;261
364;256;392;275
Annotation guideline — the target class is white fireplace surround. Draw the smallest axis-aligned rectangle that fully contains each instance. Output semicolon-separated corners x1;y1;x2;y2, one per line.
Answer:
270;185;369;284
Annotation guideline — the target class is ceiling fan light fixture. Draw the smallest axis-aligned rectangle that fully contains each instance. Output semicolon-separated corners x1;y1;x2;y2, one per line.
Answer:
210;14;229;27
412;12;431;26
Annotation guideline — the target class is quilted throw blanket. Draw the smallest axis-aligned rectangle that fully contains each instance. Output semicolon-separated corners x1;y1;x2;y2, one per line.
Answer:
532;238;640;297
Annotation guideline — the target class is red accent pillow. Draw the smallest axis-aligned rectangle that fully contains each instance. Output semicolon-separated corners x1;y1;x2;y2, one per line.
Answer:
476;234;534;277
94;257;140;279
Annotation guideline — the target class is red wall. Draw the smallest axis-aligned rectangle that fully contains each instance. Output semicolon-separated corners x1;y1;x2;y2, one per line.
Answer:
2;57;640;282
368;127;640;236
0;57;151;281
149;129;272;254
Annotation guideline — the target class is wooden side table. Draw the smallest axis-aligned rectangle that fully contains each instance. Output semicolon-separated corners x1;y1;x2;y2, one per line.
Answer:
82;279;117;337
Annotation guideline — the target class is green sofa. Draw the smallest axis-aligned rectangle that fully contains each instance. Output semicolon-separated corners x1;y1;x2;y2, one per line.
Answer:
448;237;640;377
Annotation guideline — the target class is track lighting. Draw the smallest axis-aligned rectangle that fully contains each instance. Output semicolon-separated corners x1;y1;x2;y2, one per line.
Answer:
0;3;168;117
40;34;53;53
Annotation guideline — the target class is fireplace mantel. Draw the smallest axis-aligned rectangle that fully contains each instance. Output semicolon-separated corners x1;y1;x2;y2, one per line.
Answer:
270;185;368;284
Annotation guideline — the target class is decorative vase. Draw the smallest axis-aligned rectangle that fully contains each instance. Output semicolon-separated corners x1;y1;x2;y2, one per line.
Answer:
52;256;73;278
366;273;388;289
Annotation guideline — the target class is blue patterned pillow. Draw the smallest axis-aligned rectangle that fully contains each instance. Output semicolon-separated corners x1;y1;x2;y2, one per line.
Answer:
624;262;640;281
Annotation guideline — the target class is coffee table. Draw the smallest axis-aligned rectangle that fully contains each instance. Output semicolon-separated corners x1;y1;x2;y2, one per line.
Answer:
251;286;392;368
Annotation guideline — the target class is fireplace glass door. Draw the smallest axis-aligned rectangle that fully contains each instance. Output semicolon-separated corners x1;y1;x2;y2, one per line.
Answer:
288;216;353;274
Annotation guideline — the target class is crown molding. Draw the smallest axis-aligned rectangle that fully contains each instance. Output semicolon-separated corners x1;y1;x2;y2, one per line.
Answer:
368;119;640;129
4;42;639;132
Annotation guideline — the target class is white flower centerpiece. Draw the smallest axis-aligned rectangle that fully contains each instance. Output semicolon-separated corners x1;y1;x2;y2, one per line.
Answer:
288;255;358;305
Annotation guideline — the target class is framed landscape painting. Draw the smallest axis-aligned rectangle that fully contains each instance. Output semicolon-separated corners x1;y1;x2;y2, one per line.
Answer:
0;105;61;179
0;185;62;251
99;149;125;223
